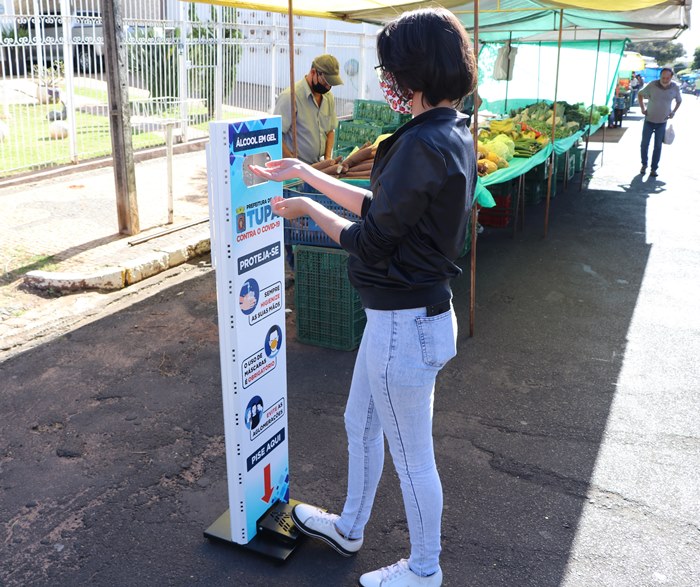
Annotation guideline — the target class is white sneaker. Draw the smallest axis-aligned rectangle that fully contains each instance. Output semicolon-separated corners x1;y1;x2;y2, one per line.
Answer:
359;559;443;587
291;504;362;556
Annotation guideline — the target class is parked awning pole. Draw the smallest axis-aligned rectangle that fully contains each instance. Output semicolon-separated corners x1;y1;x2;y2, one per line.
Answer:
288;0;298;157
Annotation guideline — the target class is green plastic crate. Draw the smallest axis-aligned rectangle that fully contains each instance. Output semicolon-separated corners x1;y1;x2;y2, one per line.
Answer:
338;119;397;147
460;209;474;257
556;151;575;182
337;120;398;149
352;99;411;126
524;160;556;204
294;246;366;351
334;144;355;159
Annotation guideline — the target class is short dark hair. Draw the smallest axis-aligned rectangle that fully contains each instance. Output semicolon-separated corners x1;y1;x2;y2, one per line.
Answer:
660;67;673;76
376;7;476;108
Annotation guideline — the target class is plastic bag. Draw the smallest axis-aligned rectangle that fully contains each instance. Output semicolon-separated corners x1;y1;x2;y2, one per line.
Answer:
663;123;675;145
493;42;518;81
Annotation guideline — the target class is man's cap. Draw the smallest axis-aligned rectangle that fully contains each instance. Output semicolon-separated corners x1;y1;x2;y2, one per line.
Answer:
312;54;343;86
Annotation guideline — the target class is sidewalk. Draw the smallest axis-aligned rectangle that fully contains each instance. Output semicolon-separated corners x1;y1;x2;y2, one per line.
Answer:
0;148;212;292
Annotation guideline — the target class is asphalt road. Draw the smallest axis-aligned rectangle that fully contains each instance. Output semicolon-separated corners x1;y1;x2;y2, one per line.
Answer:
1;103;699;586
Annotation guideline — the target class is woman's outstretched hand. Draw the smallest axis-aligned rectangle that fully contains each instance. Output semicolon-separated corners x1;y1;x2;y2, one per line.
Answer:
249;158;308;182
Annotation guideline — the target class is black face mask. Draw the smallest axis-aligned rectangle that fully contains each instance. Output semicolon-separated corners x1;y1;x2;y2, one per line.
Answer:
312;82;331;95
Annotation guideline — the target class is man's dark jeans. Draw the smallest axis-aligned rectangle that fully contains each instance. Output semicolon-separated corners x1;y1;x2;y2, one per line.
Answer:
641;120;667;171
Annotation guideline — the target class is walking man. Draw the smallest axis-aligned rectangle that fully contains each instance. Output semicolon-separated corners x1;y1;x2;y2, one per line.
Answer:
638;67;681;178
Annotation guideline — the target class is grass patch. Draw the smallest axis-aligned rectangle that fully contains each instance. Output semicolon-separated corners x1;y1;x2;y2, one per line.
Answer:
1;96;257;178
1;102;168;177
1;252;58;285
72;85;109;103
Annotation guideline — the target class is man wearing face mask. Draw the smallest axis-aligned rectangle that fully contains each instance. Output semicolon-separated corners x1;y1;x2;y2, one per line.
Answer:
637;67;681;177
274;54;343;164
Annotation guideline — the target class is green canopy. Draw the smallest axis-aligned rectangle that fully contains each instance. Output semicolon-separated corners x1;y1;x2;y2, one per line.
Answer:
478;39;625;114
193;1;691;42
453;1;690;42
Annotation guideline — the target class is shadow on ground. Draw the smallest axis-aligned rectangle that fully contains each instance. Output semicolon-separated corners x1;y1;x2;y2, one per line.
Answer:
0;170;651;586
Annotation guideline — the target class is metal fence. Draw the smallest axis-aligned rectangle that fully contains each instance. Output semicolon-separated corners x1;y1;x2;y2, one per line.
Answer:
0;0;379;178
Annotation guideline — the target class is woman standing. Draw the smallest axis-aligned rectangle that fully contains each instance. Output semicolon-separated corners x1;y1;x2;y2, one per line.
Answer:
252;8;477;586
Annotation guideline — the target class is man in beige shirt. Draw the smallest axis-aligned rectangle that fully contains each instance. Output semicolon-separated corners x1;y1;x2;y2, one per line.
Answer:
274;55;343;163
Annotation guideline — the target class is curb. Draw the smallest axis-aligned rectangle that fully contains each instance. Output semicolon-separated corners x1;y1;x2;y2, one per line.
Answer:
23;235;211;292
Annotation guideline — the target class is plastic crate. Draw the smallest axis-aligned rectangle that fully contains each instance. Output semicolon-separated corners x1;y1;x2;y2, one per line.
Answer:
525;158;549;182
460;209;474;257
294;246;366;351
337;120;397;149
524;161;556;204
572;147;585;173
556;151;575;183
486;181;512;199
479;181;513;228
352;99;411;127
283;182;361;248
524;180;543;205
479;194;513;228
334;144;356;159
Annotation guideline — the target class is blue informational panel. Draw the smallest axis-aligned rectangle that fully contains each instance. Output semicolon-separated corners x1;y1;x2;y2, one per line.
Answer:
207;117;288;544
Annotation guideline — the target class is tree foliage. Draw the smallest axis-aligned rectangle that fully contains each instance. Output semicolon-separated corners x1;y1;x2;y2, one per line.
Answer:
626;41;685;66
693;47;700;70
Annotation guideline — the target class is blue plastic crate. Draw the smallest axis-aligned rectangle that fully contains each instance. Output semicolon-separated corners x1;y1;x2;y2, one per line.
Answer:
282;181;361;248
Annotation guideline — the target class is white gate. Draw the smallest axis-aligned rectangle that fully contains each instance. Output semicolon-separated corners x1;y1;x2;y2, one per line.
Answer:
0;1;378;178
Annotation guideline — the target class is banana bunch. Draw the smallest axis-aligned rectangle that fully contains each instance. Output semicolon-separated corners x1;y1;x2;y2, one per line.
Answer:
489;118;515;134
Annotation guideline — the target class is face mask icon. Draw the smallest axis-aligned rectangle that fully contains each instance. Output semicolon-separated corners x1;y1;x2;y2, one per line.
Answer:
270;330;279;351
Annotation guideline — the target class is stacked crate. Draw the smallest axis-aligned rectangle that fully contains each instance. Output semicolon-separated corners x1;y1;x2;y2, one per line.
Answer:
336;100;411;154
555;151;575;183
293;245;366;351
478;181;514;228
283;180;367;351
524;157;556;204
572;145;585;173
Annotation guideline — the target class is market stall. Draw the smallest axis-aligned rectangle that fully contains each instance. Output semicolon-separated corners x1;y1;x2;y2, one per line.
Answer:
195;0;692;559
193;0;691;333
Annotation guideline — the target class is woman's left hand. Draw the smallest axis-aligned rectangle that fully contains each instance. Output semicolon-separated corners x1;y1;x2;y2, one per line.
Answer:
250;158;309;182
271;196;309;219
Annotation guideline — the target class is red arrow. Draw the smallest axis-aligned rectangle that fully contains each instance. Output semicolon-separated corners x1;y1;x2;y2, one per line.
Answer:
261;464;274;503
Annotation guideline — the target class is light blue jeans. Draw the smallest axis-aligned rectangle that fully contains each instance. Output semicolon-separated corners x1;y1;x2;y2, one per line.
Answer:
335;305;458;577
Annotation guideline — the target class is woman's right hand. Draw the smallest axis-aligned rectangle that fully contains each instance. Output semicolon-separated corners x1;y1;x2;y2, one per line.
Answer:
249;158;309;183
271;195;310;219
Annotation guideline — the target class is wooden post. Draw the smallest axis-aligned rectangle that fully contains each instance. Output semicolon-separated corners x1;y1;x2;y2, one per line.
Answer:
580;30;602;192
543;9;564;239
600;41;613;169
469;0;480;337
101;0;139;235
288;0;298;157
